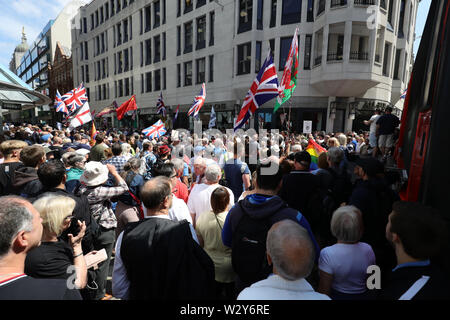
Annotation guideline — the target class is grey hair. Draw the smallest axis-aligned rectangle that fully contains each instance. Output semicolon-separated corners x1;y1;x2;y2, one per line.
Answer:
205;164;222;183
337;134;347;147
67;154;86;167
266;220;315;281
123;157;141;172
291;144;302;153
327;147;344;165
62;151;77;166
121;143;132;155
171;158;184;172
0;197;33;257
330;205;363;242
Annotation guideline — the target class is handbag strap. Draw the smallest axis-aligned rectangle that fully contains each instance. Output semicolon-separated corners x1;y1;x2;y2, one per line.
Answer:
214;212;223;231
127;189;144;220
399;275;430;300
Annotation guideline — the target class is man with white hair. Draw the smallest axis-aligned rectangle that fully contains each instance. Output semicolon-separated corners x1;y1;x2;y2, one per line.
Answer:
187;164;234;227
238;220;330;300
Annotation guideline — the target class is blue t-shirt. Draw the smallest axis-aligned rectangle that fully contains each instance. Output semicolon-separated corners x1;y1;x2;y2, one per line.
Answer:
223;159;250;202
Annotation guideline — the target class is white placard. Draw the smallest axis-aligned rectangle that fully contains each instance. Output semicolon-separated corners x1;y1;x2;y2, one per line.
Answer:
303;121;312;134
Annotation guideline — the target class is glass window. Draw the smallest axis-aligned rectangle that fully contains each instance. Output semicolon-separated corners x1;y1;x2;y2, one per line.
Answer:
209;11;215;46
162;32;166;60
154;0;160;28
282;0;301;25
184;21;193;53
270;0;277;27
238;0;253;34
398;0;405;38
177;25;181;56
196;58;205;84
209;55;214;82
196;16;206;50
197;0;206;8
257;0;263;30
237;42;251;75
117;22;122;45
124;48;129;71
154;69;161;91
184;0;193;14
105;3;109;20
177;63;181;87
146;71;152;92
163;67;166;89
123;19;128;43
177;0;181;17
125;77;130;96
279;37;291;70
255;41;262;73
145;5;151;32
307;0;314;22
304;34;312;70
184;61;192;86
118;79;123;97
111;0;115;16
145;39;152;65
154;35;161;63
140;41;143;66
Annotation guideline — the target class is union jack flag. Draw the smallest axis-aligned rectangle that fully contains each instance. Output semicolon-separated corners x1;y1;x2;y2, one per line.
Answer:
142;119;167;139
156;92;166;117
62;83;88;113
234;50;279;131
187;83;206;118
400;88;407;99
55;89;69;115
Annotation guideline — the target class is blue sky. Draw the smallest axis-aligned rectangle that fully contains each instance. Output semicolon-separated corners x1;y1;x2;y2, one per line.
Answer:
0;0;432;70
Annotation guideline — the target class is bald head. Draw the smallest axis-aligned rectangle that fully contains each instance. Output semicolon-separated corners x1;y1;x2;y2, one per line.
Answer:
140;176;173;211
267;220;315;281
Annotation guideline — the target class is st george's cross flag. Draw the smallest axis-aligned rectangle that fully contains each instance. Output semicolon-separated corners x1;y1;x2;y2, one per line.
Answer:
142;119;167;139
274;28;299;113
187;83;206;118
234;50;279;131
62;83;88;113
156;92;166;117
55;89;69;115
68;102;93;131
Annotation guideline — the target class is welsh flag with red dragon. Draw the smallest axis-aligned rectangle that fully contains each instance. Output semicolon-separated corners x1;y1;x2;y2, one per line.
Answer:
273;28;299;113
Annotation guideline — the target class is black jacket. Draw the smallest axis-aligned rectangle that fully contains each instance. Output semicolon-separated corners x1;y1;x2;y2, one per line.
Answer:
0;162;24;196
121;218;215;300
379;264;450;300
12;166;43;199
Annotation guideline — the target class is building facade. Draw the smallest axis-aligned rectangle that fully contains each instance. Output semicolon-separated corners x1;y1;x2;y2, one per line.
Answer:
48;42;74;123
71;0;418;133
14;0;88;124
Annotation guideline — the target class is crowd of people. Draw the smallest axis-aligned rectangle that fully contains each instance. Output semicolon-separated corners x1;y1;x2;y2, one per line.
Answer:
0;107;449;301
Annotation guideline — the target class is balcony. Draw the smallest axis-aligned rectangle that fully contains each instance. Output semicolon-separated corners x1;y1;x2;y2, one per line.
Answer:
331;0;347;8
350;51;369;61
314;55;322;66
354;0;375;5
327;52;343;61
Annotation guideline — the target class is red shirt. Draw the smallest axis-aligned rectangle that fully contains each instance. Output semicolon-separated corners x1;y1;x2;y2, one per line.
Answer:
173;179;189;203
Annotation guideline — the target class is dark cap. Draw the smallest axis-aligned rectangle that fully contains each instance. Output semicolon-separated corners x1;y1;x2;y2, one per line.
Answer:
158;144;171;155
355;157;382;177
294;151;311;164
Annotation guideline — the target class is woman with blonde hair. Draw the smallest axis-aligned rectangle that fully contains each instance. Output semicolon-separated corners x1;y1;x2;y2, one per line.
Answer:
25;195;88;290
327;137;340;148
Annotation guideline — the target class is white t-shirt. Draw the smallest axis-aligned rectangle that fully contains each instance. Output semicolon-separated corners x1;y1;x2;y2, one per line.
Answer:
187;183;234;222
369;115;381;134
319;242;376;294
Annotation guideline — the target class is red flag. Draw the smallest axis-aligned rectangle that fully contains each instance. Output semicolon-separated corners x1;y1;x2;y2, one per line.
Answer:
116;95;137;120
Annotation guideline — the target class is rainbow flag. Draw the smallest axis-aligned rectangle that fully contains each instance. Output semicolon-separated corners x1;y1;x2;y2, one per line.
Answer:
305;139;326;164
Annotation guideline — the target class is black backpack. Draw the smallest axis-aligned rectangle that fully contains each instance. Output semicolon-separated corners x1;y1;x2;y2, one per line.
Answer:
231;201;272;288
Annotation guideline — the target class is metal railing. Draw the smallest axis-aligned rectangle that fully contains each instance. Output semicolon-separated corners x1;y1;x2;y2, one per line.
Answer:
331;0;347;8
327;52;343;61
354;0;375;5
350;51;369;60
